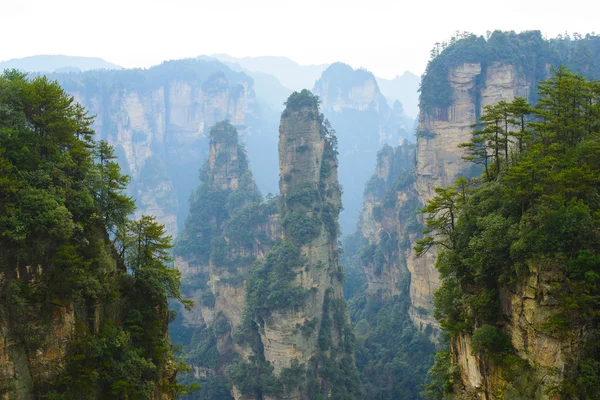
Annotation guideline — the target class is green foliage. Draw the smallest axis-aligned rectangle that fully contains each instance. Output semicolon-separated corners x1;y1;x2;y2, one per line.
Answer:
175;122;262;262
283;89;320;113
576;359;600;400
419;31;600;115
210;120;240;146
351;295;436;400
421;345;458;400
470;325;513;361
281;211;321;244
286;183;320;208
421;68;600;394
242;241;309;320
0;71;190;398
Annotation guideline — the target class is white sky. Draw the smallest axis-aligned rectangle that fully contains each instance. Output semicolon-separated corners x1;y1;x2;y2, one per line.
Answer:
2;0;598;79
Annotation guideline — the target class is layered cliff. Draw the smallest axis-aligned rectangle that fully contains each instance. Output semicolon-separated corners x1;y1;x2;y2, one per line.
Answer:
403;31;567;331
49;60;261;236
354;142;417;301
313;62;414;233
409;61;535;331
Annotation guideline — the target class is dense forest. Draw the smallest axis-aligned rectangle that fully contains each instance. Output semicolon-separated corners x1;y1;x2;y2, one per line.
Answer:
419;68;600;398
0;71;190;399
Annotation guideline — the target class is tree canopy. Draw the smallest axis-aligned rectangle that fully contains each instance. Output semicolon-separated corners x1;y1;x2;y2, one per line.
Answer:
0;70;191;398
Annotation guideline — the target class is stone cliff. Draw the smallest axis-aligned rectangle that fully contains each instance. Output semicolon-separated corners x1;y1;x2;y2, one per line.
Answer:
405;61;536;332
410;31;600;398
450;261;577;399
51;60;260;236
228;90;361;399
354;142;417;302
0;260;175;400
415;62;531;201
170;121;277;397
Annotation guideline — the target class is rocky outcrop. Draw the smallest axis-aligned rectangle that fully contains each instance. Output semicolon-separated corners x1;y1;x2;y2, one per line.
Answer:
0;267;74;399
171;121;276;391
230;90;361;399
450;262;577;399
52;60;259;236
407;30;600;396
354;143;416;301
264;90;345;372
415;62;530;201
0;256;175;400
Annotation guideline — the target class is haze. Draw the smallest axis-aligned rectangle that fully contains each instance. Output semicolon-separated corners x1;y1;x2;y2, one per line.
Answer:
2;0;598;79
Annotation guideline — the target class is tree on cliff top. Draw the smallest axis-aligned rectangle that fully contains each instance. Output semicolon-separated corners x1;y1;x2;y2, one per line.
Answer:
0;70;192;398
419;68;600;398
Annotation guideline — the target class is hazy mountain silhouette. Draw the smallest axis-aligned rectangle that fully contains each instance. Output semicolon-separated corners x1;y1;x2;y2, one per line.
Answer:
376;71;421;118
0;55;122;72
211;54;328;92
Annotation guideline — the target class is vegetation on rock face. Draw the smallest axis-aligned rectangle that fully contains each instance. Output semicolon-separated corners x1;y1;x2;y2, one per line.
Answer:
175;121;263;265
419;68;600;398
0;70;190;398
419;30;600;115
169;121;272;397
225;90;362;399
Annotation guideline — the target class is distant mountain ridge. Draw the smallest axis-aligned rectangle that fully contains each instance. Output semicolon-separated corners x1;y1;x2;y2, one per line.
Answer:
210;54;420;119
211;54;329;91
376;71;420;118
0;55;122;72
197;55;292;110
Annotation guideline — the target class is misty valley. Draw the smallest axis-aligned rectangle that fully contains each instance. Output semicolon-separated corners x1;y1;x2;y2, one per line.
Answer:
1;30;600;400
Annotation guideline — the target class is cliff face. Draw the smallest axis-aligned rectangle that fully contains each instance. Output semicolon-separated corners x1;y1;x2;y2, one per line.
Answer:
0;260;175;400
355;143;416;301
451;262;574;399
415;62;531;201
313;62;414;233
412;32;600;399
0;266;75;399
52;60;259;236
402;61;536;332
263;91;345;373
